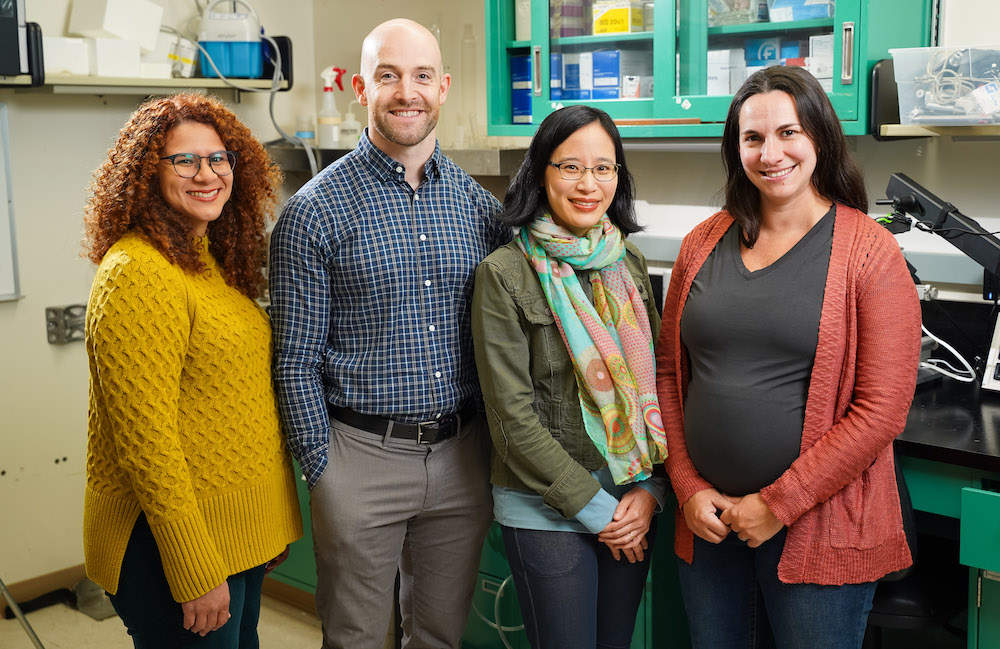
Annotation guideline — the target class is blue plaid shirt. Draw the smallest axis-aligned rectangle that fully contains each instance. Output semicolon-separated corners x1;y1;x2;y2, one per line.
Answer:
269;132;509;487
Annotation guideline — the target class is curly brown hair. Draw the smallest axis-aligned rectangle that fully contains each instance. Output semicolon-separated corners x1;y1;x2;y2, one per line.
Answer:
83;93;283;299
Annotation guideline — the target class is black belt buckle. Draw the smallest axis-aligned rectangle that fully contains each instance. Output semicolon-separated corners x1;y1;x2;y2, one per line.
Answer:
416;413;458;444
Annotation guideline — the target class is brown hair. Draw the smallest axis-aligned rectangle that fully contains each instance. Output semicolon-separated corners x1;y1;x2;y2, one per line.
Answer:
83;93;283;299
721;66;867;248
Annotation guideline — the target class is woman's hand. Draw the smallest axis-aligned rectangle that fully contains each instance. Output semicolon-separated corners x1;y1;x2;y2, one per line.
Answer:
264;545;291;575
720;492;784;548
181;580;230;637
598;487;657;563
682;488;737;544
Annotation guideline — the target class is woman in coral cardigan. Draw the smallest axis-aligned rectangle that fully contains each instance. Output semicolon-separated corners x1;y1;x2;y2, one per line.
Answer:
83;93;302;648
655;66;921;648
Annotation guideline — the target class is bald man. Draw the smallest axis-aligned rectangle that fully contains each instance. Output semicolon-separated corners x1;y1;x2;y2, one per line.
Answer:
269;18;510;649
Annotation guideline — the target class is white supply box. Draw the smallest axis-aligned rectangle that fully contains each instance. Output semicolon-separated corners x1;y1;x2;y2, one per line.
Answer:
87;37;141;78
42;37;90;76
69;0;163;53
563;52;594;100
592;49;652;99
707;48;746;95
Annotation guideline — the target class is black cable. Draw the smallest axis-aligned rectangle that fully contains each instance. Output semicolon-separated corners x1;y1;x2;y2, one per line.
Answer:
913;220;1000;237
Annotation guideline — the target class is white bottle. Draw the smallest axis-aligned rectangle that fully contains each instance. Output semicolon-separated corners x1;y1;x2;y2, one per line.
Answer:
318;66;344;149
339;101;362;149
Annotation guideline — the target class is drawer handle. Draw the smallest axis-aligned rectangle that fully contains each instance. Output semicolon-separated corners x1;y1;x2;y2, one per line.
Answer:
841;21;855;85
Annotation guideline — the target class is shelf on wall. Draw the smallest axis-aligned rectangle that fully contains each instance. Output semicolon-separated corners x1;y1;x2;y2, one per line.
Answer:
880;124;1000;139
267;144;528;177
5;75;288;96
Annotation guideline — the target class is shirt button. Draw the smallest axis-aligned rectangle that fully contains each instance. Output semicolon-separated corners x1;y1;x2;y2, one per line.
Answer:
419;234;427;241
435;371;442;378
415;194;420;200
424;280;432;287
395;165;403;173
429;325;436;332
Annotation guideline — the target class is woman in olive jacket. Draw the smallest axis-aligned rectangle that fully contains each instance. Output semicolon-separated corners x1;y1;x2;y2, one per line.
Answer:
472;105;668;649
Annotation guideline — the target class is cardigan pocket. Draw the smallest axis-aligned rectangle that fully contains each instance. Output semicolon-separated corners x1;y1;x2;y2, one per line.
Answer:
828;457;896;550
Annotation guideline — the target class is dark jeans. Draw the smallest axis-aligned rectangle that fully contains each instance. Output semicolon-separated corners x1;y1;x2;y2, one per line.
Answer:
501;520;656;649
676;528;877;649
108;514;267;649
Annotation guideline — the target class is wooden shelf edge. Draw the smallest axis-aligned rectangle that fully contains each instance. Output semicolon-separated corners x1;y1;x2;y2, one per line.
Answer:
880;124;1000;138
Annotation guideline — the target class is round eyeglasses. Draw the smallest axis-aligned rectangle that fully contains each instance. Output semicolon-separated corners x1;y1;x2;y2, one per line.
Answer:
159;151;238;178
548;161;620;182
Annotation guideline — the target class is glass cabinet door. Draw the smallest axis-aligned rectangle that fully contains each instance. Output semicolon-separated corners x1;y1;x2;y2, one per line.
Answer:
668;0;860;123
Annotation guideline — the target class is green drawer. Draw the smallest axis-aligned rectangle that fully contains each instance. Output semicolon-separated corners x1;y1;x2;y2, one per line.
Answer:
900;456;974;519
960;487;1000;571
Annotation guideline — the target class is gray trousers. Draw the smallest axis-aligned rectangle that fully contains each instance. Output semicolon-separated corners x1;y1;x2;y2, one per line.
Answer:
310;413;493;649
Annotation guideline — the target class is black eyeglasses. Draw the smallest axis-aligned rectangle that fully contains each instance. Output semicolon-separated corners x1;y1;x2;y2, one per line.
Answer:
159;151;238;178
548;161;620;182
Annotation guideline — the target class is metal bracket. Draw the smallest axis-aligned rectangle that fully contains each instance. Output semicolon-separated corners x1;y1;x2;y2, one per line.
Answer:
45;304;86;344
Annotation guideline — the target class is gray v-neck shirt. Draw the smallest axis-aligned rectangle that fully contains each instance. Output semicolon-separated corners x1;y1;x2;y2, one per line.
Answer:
680;206;834;496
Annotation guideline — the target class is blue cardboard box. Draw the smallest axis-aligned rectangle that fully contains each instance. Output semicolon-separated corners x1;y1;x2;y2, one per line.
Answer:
767;0;834;22
744;37;780;62
510;55;532;124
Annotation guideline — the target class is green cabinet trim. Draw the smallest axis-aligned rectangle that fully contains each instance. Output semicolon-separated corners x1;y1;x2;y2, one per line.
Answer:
486;0;933;138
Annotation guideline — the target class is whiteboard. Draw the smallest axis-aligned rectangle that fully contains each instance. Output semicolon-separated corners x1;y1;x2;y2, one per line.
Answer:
0;102;20;301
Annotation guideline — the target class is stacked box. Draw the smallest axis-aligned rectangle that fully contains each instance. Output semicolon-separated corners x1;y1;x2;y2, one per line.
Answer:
622;74;654;98
592;0;644;34
562;52;594;100
768;0;834;22
511;55;532;124
707;49;746;95
592;49;652;99
550;53;563;100
551;0;590;38
808;33;834;91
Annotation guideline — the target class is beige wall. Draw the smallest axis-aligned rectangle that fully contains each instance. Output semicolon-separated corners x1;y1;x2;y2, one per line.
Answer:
3;0;999;587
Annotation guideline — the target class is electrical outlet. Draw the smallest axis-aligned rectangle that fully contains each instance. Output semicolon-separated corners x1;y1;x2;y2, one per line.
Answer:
46;304;86;344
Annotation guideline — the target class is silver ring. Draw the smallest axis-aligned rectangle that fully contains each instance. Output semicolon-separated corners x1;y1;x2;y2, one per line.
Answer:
628;531;634;540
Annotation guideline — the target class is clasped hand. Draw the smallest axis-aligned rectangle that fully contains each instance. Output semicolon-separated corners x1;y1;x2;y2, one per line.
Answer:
597;487;657;563
681;489;783;548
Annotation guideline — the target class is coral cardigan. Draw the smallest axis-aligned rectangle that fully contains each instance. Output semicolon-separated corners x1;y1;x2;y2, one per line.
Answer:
655;204;922;585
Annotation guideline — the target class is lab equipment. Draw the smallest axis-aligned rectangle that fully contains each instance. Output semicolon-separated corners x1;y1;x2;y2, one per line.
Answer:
198;0;263;79
878;172;1000;391
339;101;362;149
890;45;1000;125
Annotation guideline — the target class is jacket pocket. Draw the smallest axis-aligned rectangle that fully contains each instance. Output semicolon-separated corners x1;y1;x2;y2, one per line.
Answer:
828;456;896;550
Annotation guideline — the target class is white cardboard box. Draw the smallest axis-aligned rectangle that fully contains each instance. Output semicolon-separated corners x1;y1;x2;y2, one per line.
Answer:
69;0;163;53
707;48;746;95
87;38;141;78
42;37;90;76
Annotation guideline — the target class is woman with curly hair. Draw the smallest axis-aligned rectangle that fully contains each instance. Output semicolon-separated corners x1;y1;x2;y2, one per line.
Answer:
82;93;302;649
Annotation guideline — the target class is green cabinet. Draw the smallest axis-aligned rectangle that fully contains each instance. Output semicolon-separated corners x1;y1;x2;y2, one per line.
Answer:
901;457;1000;649
485;0;932;137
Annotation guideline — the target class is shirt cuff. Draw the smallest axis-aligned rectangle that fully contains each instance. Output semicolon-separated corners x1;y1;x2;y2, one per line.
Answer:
574;489;619;534
636;475;668;513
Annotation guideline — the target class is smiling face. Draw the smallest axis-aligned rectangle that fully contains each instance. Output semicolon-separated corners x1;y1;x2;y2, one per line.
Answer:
543;122;618;236
353;21;451;152
157;121;233;236
738;90;823;212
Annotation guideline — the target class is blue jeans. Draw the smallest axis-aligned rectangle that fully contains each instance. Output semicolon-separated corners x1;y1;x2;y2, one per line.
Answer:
108;514;267;649
501;521;656;649
676;528;876;649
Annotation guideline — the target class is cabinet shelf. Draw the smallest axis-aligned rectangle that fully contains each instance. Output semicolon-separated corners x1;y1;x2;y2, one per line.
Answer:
879;124;1000;138
707;18;834;36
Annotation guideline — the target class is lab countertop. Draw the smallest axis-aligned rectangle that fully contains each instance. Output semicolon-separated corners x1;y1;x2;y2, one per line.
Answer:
896;378;1000;472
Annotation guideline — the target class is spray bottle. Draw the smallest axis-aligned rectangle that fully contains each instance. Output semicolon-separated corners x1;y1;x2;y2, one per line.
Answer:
318;66;346;149
339;100;362;149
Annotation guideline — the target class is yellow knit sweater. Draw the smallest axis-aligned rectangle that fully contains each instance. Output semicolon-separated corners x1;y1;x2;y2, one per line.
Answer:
84;232;303;602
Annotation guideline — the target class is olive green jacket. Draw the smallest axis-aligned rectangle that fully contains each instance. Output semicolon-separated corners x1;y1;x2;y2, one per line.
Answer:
471;239;662;520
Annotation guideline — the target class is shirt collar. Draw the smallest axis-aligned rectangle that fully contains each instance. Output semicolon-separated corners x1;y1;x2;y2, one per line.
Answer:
357;128;443;184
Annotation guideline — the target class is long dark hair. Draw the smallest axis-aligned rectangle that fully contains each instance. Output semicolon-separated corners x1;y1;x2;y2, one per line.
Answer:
503;105;641;234
721;66;867;247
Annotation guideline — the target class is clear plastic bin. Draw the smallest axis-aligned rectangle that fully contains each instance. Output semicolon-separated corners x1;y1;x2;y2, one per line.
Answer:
890;45;1000;125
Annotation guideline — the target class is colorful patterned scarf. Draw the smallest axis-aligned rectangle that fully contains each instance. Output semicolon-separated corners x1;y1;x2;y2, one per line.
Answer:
518;214;667;484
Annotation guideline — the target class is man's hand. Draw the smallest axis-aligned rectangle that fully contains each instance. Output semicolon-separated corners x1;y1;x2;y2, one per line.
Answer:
181;580;230;637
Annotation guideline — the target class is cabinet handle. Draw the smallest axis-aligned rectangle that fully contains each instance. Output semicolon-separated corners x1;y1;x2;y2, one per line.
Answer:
840;21;854;86
533;45;542;96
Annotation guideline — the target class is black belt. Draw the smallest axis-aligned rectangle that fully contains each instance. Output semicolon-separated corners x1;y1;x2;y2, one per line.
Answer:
329;403;476;444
